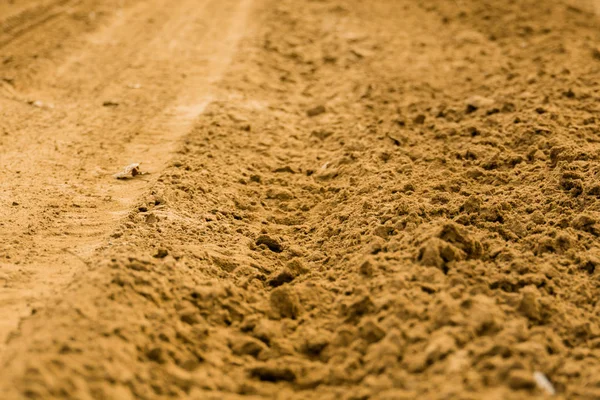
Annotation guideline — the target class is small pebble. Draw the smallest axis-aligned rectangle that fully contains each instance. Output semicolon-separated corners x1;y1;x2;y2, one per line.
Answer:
533;371;556;395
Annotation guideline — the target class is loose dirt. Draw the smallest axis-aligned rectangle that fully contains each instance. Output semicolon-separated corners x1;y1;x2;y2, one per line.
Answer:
1;0;600;399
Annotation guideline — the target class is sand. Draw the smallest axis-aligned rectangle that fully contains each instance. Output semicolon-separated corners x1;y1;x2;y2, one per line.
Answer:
1;0;600;399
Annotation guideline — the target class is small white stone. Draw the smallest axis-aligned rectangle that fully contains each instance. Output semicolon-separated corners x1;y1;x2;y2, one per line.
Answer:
533;371;556;396
114;163;142;179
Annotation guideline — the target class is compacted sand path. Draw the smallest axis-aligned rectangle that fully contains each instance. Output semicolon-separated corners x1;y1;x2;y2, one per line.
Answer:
0;0;253;354
1;0;600;399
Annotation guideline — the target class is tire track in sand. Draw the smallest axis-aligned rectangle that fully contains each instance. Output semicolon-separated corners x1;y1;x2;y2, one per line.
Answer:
0;0;75;49
0;0;254;356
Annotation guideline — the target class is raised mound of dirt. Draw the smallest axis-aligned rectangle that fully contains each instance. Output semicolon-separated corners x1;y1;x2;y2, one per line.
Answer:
1;0;600;399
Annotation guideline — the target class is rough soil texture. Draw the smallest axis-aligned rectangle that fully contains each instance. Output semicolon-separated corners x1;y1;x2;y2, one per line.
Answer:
1;0;600;399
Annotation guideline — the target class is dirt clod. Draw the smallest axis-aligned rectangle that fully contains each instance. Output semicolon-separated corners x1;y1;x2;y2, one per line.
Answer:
270;285;302;319
231;335;268;357
267;268;296;287
153;249;168;258
255;235;283;253
306;105;326;117
507;369;537;391
249;363;296;382
465;95;495;112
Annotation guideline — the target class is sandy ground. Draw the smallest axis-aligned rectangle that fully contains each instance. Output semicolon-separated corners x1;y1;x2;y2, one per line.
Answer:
1;0;600;399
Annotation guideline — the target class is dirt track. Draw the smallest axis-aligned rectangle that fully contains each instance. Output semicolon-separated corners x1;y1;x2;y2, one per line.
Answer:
1;0;600;399
0;0;252;351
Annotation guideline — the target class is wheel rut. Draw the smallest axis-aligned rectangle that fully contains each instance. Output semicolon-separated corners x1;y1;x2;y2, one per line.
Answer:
0;0;255;357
